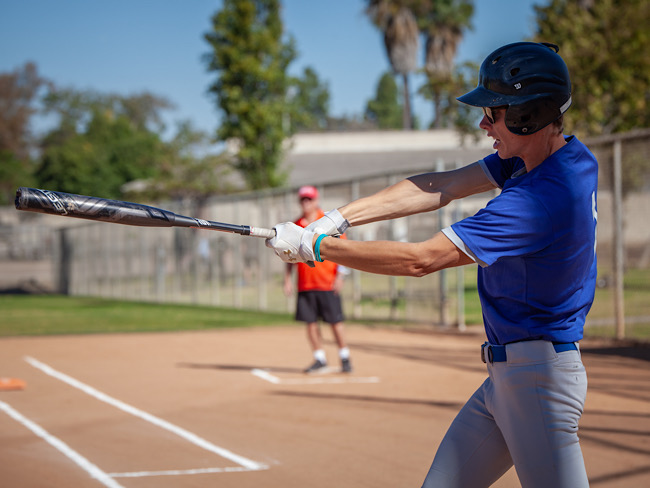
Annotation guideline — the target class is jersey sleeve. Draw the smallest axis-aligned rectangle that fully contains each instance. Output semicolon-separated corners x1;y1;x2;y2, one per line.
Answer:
481;153;523;188
448;187;555;267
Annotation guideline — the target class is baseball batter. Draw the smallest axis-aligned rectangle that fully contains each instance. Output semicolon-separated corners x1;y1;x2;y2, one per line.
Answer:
267;42;597;487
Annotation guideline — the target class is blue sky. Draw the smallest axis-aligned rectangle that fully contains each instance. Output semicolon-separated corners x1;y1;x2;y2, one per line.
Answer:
1;0;541;136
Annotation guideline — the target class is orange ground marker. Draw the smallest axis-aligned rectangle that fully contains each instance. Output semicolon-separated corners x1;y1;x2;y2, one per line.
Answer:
0;378;26;391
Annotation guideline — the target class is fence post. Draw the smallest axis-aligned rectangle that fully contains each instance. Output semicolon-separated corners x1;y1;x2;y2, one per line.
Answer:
233;204;243;308
453;205;466;331
57;228;72;295
612;139;625;339
155;242;166;302
436;159;449;326
388;175;399;320
351;180;362;319
258;194;269;310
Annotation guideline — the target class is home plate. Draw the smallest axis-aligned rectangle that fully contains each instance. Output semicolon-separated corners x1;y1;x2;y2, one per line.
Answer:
0;378;26;391
251;369;380;385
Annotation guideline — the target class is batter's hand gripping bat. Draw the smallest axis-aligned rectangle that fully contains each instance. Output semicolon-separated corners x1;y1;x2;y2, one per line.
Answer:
15;187;276;239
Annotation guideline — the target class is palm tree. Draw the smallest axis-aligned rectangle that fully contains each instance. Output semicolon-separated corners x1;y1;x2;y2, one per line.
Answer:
415;0;474;128
366;0;419;130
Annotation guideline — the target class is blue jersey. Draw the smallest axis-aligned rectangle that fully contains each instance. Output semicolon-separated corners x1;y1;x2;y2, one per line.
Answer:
443;136;598;344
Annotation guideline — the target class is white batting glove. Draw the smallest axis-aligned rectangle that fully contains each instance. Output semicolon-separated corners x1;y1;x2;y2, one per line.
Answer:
305;209;350;236
265;222;316;264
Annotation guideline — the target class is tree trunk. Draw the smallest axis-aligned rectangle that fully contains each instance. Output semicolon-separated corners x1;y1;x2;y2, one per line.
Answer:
402;73;412;130
432;90;442;129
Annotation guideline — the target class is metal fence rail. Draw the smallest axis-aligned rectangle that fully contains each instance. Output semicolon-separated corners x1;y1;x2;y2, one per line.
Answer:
2;129;649;338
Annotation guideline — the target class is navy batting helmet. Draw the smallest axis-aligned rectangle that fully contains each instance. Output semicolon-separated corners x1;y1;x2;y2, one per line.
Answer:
457;42;572;135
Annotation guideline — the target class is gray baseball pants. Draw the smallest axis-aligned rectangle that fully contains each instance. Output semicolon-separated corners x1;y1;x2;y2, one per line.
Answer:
421;340;589;487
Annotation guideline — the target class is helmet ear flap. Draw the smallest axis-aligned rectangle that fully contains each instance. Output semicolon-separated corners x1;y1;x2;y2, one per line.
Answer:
505;102;545;135
505;95;569;135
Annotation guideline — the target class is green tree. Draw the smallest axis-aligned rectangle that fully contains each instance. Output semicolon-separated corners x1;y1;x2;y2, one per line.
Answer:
36;89;169;198
0;62;50;203
128;120;238;204
365;72;403;129
413;0;474;128
0;150;34;205
366;0;419;130
204;0;296;189
289;66;330;132
418;61;481;143
534;0;650;136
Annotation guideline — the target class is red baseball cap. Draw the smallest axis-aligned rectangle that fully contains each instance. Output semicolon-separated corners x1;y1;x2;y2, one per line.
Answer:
298;185;318;199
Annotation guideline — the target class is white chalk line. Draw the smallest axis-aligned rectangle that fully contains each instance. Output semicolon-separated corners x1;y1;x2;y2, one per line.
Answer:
108;465;266;478
0;400;125;488
24;356;269;476
251;368;380;385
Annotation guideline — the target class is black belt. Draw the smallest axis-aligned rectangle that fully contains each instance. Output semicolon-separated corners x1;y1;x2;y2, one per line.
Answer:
481;341;578;364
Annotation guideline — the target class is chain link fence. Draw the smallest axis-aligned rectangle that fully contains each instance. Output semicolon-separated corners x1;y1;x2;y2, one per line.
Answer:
2;128;649;338
583;128;650;339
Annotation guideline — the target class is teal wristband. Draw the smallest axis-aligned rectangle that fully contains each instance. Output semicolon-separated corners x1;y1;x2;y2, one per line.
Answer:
314;234;327;262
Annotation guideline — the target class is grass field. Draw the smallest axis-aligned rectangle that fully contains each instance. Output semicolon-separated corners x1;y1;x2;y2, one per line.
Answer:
0;295;293;336
1;286;648;340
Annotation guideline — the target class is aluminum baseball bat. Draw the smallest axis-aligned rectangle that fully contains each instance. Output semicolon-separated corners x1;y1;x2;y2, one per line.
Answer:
14;187;276;239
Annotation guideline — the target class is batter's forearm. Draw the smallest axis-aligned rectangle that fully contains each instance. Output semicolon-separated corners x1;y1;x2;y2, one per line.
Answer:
316;233;471;277
337;163;494;227
338;178;446;227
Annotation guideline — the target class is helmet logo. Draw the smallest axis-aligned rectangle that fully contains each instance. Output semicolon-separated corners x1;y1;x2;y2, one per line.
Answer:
514;83;522;90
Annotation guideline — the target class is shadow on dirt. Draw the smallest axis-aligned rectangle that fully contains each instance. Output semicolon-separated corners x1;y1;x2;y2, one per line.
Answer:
177;362;304;374
581;340;650;362
273;390;464;411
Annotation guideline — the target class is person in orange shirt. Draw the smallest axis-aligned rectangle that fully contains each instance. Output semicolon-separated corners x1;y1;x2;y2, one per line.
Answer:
284;186;352;373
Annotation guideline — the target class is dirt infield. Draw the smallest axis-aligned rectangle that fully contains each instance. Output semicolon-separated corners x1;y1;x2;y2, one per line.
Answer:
1;325;649;488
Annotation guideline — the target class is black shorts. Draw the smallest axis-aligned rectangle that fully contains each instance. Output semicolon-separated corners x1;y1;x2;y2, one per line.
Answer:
296;290;344;324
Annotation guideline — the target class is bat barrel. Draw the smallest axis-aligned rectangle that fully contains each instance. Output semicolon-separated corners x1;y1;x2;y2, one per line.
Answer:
15;187;77;216
15;187;50;212
15;187;177;227
15;187;276;238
